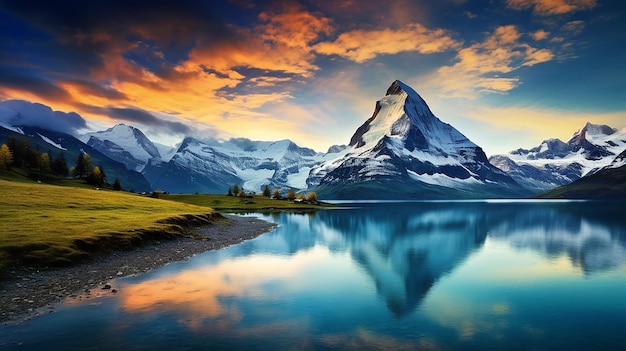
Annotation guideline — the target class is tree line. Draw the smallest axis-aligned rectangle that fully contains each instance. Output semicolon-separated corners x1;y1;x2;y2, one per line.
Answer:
0;137;122;190
227;183;317;202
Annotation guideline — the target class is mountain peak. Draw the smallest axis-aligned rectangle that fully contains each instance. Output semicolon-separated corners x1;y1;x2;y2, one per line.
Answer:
386;80;405;95
570;122;616;144
311;80;528;199
349;80;442;149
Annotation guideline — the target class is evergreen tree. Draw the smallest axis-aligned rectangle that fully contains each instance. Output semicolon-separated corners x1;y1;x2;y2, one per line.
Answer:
98;165;107;184
233;183;240;195
227;186;233;196
7;137;22;167
113;178;122;191
262;185;271;197
89;166;105;187
0;144;13;170
74;152;92;177
273;189;281;199
83;153;92;175
52;152;69;176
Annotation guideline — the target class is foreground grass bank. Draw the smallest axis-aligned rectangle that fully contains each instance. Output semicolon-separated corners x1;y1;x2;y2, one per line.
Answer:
0;179;221;273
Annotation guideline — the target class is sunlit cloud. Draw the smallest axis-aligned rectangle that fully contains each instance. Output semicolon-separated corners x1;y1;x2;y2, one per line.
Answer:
188;5;332;79
313;23;461;63
428;25;554;99
506;0;597;15
531;29;550;40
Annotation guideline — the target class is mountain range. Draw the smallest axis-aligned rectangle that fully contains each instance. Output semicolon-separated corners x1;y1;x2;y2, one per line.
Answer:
1;80;624;199
490;122;626;193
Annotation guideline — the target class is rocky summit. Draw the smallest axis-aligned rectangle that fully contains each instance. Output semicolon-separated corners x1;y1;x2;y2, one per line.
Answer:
308;80;530;199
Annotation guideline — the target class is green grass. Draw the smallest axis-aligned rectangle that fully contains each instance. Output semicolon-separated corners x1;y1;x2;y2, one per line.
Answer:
160;193;334;211
0;179;221;273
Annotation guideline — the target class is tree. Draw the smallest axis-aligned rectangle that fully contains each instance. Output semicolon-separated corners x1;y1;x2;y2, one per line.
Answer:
233;183;240;195
52;152;69;177
227;186;233;196
306;192;317;202
237;189;246;198
74;153;86;177
39;152;51;172
273;189;281;199
113;178;122;191
74;152;92;177
0;144;13;170
287;189;296;201
89;166;105;187
262;185;271;197
98;165;107;184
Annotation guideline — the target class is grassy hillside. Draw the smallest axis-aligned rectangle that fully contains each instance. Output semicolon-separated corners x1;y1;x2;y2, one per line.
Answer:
0;178;220;273
537;165;626;199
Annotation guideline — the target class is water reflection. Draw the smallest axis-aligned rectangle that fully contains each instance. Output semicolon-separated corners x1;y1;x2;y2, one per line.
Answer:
481;201;626;274
312;203;488;316
3;201;625;351
124;201;626;320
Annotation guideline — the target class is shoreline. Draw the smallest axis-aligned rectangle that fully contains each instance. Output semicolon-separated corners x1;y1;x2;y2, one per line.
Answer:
0;214;277;325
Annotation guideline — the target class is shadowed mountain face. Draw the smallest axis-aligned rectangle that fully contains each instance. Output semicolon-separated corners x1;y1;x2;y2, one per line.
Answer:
309;80;530;199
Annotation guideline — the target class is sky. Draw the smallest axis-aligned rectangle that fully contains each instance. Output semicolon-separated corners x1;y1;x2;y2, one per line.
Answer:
0;0;625;155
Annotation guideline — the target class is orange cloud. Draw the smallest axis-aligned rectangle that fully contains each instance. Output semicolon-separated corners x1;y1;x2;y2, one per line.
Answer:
188;5;333;78
428;25;554;98
313;23;461;63
531;29;550;41
506;0;597;15
118;249;326;331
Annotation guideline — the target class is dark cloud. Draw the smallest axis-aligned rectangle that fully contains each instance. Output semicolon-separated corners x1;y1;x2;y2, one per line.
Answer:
65;79;128;100
107;107;191;135
0;0;236;64
0;99;87;134
0;66;71;101
0;0;254;106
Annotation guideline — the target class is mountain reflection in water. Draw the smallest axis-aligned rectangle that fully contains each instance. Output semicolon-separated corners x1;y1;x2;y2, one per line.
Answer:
2;201;625;351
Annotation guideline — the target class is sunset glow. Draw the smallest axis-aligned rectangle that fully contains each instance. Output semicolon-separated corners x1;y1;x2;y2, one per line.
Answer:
1;0;624;154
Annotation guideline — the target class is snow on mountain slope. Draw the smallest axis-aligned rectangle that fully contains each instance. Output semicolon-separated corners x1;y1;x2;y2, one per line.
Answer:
308;80;528;199
81;124;163;172
37;132;67;150
0;123;24;135
149;136;335;194
489;123;626;193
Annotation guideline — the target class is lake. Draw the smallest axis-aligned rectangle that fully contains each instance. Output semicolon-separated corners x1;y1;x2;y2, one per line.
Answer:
2;200;626;350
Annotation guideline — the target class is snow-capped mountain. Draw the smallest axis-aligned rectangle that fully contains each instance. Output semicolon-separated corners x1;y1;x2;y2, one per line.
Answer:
147;136;337;194
81;124;173;172
308;80;529;199
489;122;626;193
0;124;152;192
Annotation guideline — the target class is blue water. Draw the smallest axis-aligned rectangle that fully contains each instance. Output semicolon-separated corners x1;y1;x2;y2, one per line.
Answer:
2;200;626;350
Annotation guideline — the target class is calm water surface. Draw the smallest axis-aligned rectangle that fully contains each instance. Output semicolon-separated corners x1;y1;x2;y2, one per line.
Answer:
2;200;626;350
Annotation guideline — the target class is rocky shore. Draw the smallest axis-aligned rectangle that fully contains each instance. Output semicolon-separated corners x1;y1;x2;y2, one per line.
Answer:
0;214;276;324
